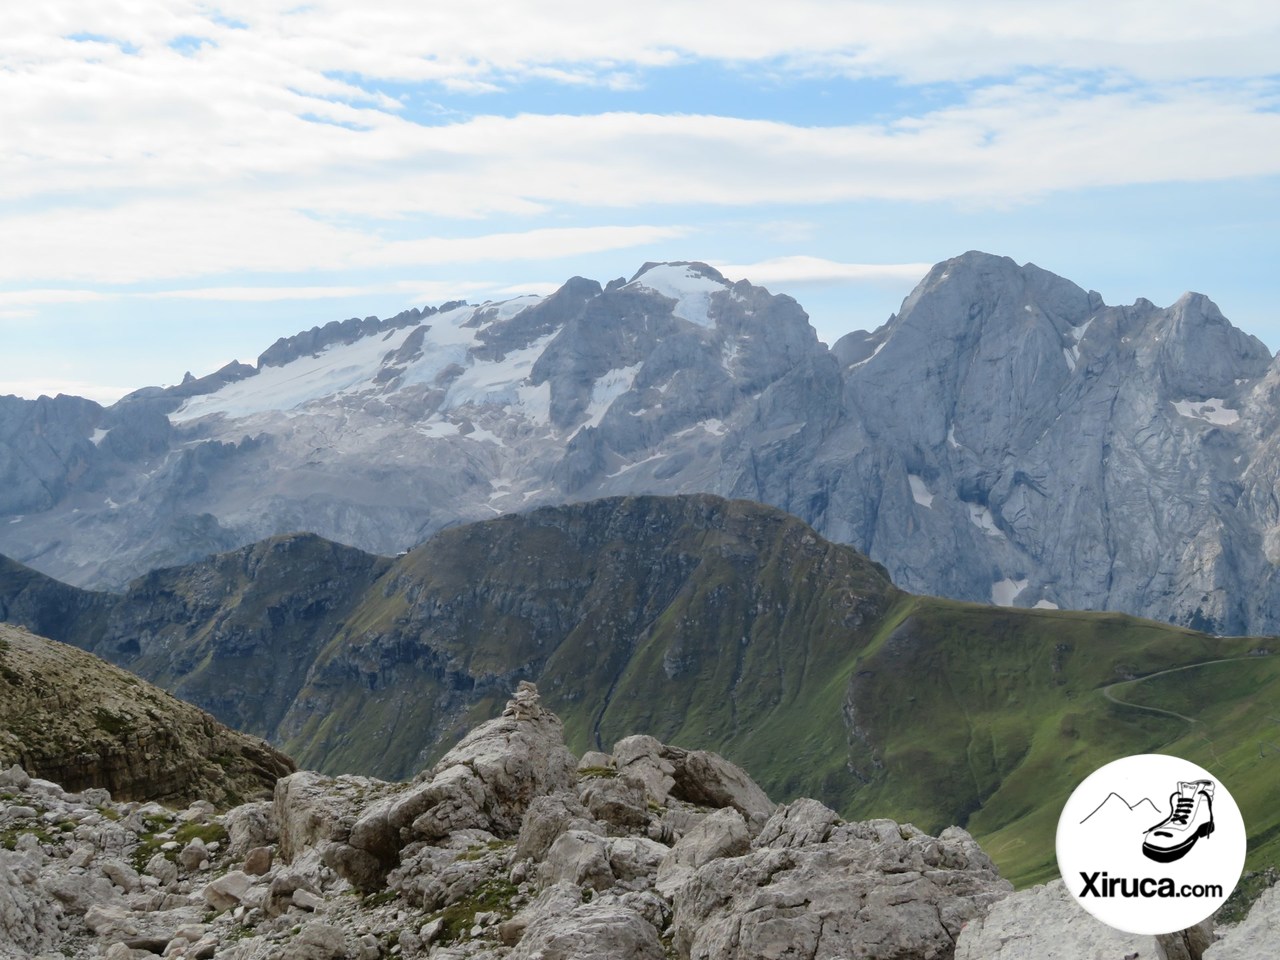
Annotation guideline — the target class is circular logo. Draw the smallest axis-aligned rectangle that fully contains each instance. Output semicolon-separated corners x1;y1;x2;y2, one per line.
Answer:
1056;754;1245;935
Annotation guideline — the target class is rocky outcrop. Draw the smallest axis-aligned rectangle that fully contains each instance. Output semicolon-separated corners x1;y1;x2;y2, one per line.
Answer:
270;684;1010;959
954;879;1216;959
0;623;294;806
1;682;1275;959
1204;881;1280;958
316;681;578;890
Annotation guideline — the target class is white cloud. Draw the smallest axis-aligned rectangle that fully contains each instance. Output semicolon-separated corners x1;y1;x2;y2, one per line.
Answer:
8;2;1274;87
715;256;935;286
0;289;113;306
6;77;1280;287
0;210;691;284
2;2;1278;296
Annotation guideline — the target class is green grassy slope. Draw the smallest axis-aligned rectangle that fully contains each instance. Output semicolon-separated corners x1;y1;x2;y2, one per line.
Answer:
3;494;1276;887
837;599;1276;885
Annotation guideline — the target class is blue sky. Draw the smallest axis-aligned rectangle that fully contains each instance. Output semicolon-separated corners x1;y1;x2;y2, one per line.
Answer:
2;1;1279;403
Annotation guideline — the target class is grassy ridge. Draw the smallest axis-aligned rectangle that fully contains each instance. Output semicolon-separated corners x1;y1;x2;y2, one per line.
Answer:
834;600;1275;885
4;494;1277;887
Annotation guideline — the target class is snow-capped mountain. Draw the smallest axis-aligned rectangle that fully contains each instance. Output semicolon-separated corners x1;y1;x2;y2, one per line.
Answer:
3;252;1279;635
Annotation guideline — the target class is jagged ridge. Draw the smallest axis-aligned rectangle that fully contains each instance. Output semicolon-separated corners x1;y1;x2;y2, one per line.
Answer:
3;253;1280;636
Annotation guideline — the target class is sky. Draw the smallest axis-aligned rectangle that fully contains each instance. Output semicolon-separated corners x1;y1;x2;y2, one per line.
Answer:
2;1;1279;404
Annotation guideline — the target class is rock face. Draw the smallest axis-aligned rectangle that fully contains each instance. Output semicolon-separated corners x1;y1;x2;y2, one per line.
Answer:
270;684;1009;959
955;880;1180;959
1204;881;1280;958
673;818;1007;960
0;681;1275;959
0;623;294;806
5;254;1280;635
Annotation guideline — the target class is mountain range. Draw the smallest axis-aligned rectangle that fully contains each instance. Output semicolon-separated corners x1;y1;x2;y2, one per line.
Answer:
4;493;1278;886
2;251;1277;635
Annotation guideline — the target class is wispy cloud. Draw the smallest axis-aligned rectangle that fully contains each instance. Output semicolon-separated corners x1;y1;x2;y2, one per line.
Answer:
2;2;1278;399
715;256;935;286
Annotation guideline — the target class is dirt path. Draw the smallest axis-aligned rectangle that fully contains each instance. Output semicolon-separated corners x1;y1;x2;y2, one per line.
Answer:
1100;655;1271;724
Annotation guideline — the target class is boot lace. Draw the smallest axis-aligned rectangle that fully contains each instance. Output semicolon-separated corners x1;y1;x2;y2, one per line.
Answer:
1169;796;1195;825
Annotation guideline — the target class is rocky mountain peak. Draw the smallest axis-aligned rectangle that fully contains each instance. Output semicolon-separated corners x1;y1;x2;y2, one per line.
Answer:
9;252;1280;634
627;259;727;285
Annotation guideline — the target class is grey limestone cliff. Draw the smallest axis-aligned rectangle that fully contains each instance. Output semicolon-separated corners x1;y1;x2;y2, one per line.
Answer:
3;253;1279;633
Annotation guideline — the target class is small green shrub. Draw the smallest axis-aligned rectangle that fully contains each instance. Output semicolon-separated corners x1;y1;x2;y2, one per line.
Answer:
430;876;519;943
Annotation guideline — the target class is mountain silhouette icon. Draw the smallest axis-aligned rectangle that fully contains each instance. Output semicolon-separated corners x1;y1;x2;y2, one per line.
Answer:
1080;792;1162;825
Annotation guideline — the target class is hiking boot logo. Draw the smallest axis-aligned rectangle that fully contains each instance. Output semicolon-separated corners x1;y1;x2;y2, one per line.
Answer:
1142;780;1215;863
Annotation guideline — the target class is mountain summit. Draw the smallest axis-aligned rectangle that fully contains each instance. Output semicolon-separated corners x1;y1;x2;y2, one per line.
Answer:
2;252;1279;633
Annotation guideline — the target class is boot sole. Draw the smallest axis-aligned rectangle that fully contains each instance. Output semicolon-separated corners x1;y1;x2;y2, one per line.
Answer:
1142;820;1214;863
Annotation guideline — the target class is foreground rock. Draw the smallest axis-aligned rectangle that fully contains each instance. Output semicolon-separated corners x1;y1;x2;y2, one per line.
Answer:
1;681;1274;959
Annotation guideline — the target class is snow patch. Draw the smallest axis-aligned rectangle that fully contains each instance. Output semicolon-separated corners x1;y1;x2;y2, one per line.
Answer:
992;578;1028;606
628;264;725;327
606;453;666;478
465;425;504;446
947;425;962;450
171;298;558;424
581;363;643;429
438;330;558;414
416;420;460;439
1061;316;1093;371
849;337;888;369
1033;600;1059;610
173;323;426;421
1172;398;1239;426
671;417;727;439
514;380;552;427
476;294;544;324
966;503;1004;538
908;474;934;509
90;428;109;445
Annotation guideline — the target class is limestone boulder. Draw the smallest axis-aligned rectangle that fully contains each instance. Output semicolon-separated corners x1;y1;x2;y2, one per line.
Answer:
612;735;676;806
335;682;575;888
224;800;277;858
0;849;63;957
672;819;1010;960
1204;882;1280;959
754;797;841;849
515;793;601;863
409;681;577;839
508;896;665;960
579;774;650;834
660;744;774;829
656;807;750;898
538;830;615;892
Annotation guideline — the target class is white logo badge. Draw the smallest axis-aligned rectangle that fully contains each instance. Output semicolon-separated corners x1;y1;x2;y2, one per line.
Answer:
1056;754;1245;935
